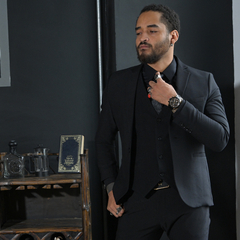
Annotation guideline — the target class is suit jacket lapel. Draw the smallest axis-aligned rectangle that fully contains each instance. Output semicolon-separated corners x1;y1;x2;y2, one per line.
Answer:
126;63;143;91
123;64;143;143
175;57;190;98
124;64;143;110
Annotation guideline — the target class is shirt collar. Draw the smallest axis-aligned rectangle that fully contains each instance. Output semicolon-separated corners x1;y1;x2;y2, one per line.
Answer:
143;57;177;82
163;57;177;81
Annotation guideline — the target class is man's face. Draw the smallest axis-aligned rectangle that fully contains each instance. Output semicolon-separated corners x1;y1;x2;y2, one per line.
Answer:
135;11;171;64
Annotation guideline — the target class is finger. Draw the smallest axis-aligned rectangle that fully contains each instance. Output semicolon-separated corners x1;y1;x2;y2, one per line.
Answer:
109;206;118;217
147;87;152;98
116;207;125;217
108;205;118;215
109;205;124;218
149;78;165;88
157;77;165;83
148;80;156;87
110;211;120;218
154;72;161;81
116;206;123;214
147;87;152;93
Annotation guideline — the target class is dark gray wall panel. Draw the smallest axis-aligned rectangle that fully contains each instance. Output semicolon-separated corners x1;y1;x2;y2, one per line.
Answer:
0;1;103;239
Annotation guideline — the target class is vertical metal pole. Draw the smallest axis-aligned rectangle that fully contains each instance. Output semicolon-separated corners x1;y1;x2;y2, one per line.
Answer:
96;0;103;108
96;2;109;240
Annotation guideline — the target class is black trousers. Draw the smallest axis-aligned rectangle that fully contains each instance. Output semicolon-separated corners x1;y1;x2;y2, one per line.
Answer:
115;187;210;240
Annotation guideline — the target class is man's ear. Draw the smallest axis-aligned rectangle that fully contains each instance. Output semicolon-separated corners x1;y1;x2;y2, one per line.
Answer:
170;30;179;45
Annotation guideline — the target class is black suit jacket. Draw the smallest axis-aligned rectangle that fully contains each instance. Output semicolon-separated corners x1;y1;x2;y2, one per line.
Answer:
95;57;230;208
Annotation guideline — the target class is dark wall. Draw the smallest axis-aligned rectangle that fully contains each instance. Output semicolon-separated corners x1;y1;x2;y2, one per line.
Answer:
1;1;103;239
114;0;235;240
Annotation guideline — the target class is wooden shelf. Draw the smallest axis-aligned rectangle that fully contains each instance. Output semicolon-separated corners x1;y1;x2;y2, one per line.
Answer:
0;174;81;191
0;151;91;239
0;218;82;234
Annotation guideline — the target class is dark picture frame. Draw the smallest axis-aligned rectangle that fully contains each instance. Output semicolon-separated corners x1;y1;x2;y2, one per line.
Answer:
0;0;11;87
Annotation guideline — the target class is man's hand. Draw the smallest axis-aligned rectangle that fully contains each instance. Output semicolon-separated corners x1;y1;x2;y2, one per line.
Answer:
107;191;124;218
148;72;177;106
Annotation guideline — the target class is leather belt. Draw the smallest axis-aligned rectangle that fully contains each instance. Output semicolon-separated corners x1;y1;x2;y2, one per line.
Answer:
154;180;170;190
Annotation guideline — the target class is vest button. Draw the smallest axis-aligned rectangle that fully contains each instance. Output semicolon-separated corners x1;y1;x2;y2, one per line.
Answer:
157;118;162;122
158;137;162;141
158;155;163;159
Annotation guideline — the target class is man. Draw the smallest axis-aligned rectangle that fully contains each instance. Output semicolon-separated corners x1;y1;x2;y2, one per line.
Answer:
96;4;229;240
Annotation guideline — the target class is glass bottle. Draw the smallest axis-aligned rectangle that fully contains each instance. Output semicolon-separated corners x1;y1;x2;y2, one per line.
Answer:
33;144;49;177
3;140;25;178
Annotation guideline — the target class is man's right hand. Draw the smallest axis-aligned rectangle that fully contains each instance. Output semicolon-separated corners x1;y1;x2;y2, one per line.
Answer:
107;190;124;218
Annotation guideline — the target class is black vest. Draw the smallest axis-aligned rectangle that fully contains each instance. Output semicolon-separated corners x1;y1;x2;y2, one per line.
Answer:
132;74;175;196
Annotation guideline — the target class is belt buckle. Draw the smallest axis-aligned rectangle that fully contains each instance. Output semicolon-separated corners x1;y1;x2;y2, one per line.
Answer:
154;181;170;190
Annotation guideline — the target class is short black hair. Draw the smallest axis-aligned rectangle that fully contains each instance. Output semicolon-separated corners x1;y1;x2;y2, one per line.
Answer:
139;4;180;34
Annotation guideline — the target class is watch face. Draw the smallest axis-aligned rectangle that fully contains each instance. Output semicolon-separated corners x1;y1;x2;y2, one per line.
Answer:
170;97;180;108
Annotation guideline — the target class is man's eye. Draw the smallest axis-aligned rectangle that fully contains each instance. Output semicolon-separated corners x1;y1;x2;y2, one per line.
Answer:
150;31;157;33
136;32;141;36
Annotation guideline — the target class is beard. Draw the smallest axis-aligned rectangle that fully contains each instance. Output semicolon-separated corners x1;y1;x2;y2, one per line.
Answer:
136;36;171;64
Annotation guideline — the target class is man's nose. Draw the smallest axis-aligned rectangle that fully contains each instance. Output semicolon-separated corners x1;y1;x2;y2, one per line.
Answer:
140;33;149;43
140;36;149;42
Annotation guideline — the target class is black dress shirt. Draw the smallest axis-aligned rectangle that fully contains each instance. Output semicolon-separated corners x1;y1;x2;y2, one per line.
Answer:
142;57;177;86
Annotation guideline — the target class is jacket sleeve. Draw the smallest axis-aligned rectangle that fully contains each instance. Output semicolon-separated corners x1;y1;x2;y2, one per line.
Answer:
172;73;230;152
95;80;119;186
